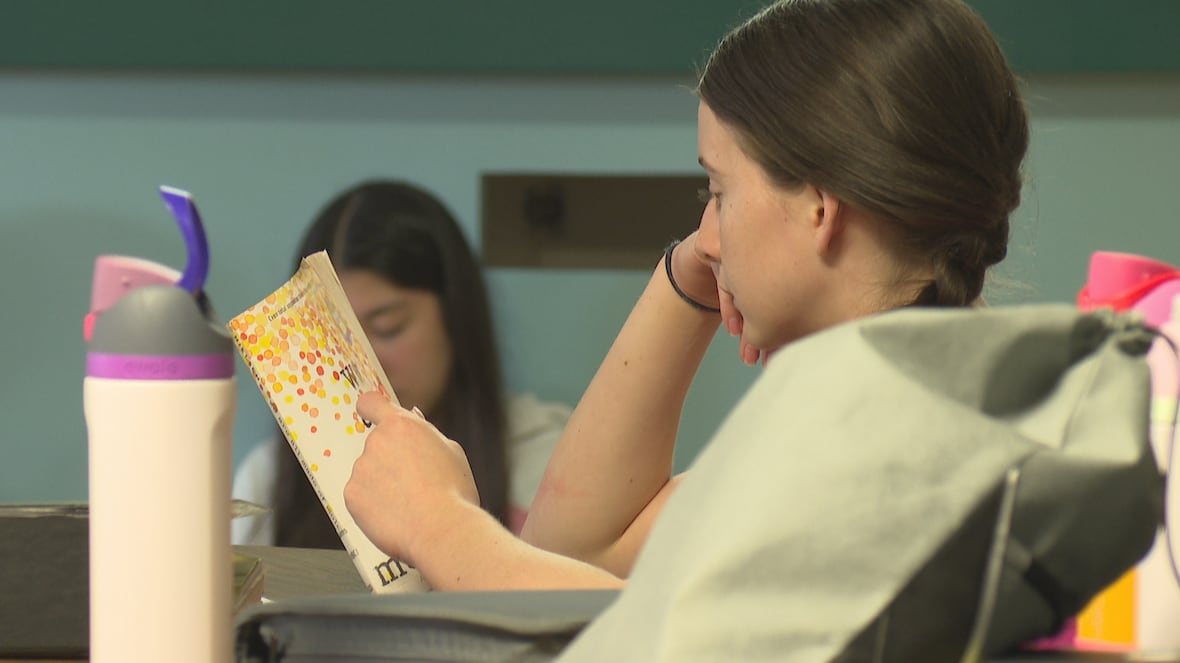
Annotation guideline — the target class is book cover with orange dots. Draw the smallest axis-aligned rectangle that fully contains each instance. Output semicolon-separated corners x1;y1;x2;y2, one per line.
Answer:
227;251;429;594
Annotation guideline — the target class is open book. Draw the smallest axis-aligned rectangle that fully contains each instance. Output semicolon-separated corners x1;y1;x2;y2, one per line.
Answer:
227;251;429;593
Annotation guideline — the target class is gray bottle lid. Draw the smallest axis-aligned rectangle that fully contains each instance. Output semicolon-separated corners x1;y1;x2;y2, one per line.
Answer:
85;284;235;380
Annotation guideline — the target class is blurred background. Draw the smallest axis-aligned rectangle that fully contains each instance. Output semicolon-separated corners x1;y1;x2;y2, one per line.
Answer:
1;0;1178;502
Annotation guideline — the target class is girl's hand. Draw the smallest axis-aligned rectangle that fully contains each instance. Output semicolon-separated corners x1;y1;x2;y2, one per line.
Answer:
668;231;722;312
344;391;480;564
671;232;764;366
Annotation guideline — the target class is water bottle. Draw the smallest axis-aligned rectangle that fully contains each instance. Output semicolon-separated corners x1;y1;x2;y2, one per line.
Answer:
83;186;236;663
1075;251;1180;655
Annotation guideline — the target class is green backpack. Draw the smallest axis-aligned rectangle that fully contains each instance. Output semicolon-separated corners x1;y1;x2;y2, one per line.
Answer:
559;304;1166;662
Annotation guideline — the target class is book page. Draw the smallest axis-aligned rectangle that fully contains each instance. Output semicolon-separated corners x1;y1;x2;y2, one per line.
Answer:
228;251;428;593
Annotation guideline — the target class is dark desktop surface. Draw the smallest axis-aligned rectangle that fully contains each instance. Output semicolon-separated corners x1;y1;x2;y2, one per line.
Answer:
2;504;1177;662
0;504;89;659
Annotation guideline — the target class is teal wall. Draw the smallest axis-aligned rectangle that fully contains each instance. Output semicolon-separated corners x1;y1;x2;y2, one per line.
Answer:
1;72;1178;503
4;1;1179;74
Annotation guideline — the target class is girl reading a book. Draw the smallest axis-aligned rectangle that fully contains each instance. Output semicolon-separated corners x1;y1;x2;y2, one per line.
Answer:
233;180;572;548
344;0;1028;590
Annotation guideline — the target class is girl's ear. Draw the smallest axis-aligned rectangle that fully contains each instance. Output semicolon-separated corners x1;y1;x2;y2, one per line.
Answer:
813;187;843;259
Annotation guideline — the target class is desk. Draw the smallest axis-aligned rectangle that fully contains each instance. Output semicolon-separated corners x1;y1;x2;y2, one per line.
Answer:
0;545;364;662
2;546;1174;662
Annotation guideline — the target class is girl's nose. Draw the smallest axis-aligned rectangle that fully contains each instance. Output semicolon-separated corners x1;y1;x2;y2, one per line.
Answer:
697;203;721;265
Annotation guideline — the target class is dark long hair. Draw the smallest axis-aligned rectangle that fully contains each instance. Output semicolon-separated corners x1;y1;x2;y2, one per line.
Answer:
698;0;1029;307
273;180;509;548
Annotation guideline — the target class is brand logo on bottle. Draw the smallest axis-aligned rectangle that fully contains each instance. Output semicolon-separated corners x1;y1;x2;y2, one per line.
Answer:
86;352;236;381
121;357;180;377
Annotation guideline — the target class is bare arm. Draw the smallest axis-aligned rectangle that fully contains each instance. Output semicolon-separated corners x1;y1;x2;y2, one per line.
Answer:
345;393;625;591
346;236;734;590
414;499;625;591
520;245;721;576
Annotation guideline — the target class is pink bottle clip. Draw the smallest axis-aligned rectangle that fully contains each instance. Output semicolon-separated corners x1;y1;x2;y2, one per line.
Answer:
83;256;181;343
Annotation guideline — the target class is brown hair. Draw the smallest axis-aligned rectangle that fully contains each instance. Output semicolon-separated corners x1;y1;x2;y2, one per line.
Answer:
697;0;1029;306
273;180;509;548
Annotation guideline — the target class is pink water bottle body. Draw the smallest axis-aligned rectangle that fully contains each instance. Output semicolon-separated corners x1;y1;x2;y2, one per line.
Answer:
85;378;235;663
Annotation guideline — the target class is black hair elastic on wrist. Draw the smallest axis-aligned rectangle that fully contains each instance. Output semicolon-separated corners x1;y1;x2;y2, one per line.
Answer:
664;240;722;314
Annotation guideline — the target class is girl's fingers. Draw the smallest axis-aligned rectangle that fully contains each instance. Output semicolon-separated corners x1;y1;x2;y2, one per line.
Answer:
357;390;401;425
740;339;763;367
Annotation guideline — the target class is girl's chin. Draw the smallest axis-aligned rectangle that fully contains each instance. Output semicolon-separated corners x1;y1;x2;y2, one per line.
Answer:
742;328;785;359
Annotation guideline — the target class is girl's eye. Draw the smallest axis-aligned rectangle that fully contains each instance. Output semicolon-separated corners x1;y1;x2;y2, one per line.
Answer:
369;324;407;341
697;187;721;206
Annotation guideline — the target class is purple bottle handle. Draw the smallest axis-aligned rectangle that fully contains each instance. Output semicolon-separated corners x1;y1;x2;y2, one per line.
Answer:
159;186;209;294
